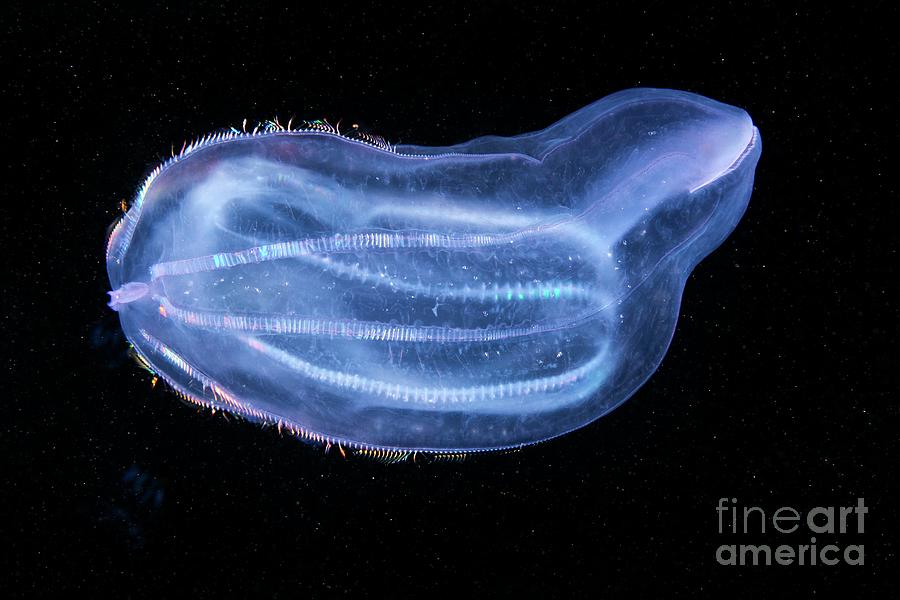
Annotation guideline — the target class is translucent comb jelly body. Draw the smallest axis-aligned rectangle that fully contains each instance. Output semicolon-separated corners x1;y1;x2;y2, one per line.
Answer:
106;88;761;454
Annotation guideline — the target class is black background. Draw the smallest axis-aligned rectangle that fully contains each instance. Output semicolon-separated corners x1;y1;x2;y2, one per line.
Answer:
4;2;896;597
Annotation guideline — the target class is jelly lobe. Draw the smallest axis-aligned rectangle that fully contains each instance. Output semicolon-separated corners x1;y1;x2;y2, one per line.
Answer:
107;88;760;452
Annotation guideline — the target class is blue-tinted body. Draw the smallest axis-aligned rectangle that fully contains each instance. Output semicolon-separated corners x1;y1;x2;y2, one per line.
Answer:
106;88;760;453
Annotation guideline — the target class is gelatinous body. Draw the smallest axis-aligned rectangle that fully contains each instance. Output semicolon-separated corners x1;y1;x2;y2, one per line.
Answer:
106;88;760;453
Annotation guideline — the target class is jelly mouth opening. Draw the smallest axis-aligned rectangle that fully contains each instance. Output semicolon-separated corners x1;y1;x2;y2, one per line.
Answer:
689;125;760;194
